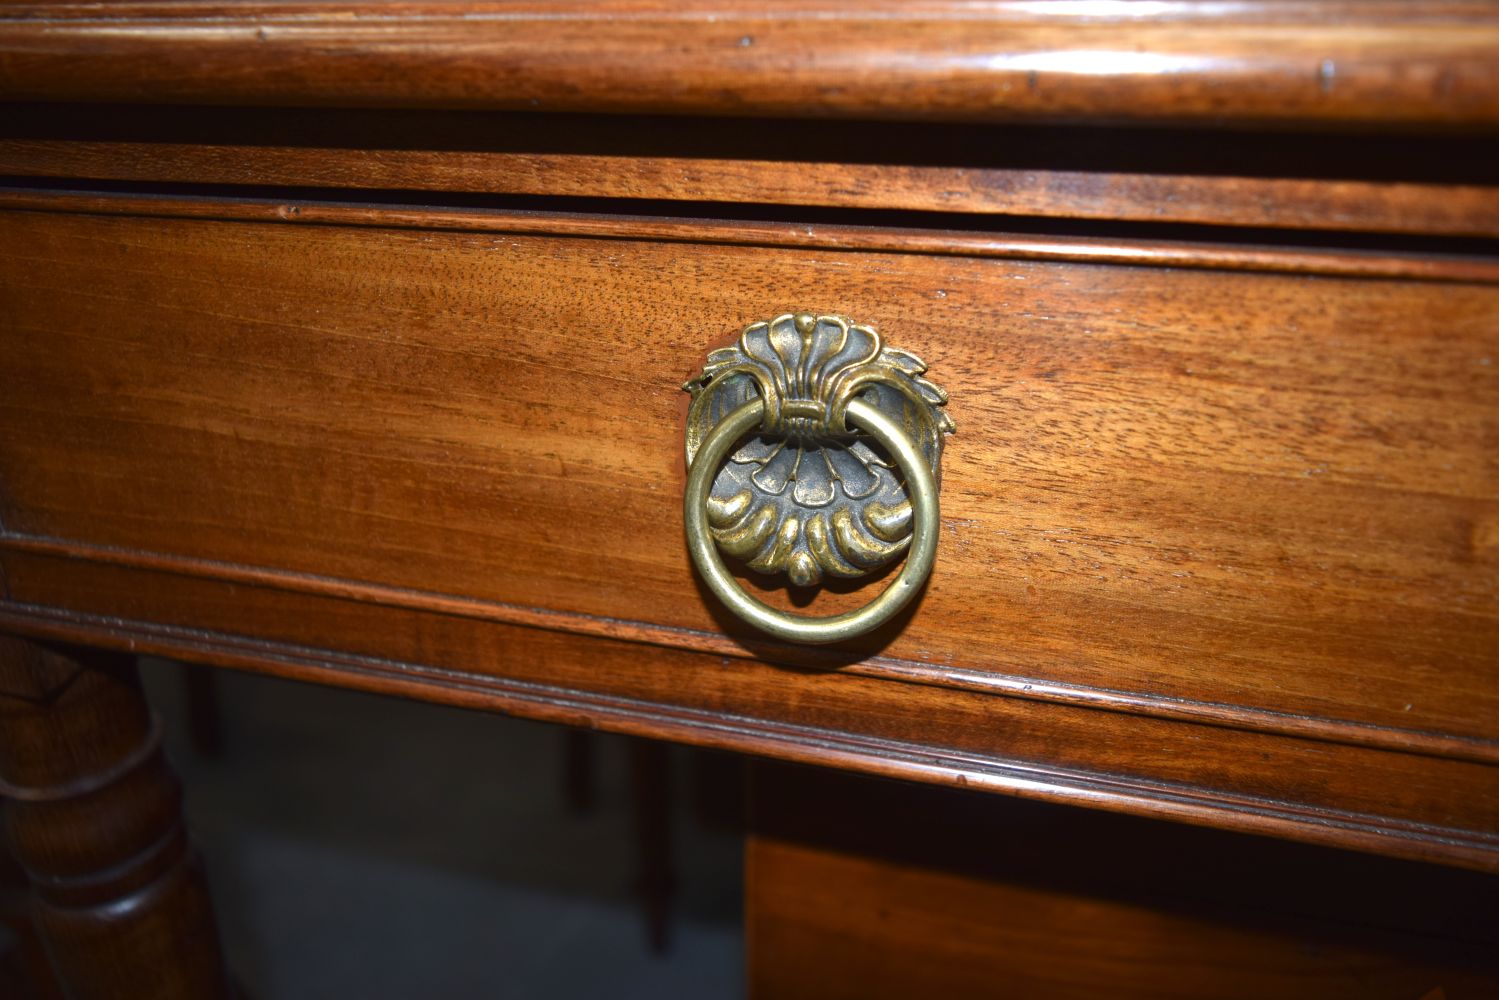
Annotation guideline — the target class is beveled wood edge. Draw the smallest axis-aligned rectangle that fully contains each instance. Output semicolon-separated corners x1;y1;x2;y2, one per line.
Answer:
14;1;1495;19
6;140;1499;239
2;2;1499;127
3;532;1494;766
4;188;1499;283
0;598;1494;873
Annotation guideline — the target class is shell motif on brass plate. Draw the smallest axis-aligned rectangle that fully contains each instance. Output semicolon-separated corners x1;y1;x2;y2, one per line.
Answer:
683;312;954;587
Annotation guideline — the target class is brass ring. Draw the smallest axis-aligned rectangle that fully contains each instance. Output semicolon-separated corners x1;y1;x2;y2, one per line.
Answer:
684;397;939;644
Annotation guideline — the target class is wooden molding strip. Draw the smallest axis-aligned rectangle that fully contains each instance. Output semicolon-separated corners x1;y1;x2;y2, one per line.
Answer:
4;530;1495;766
5;140;1499;238
1;2;1498;126
4;188;1499;283
1;598;1494;873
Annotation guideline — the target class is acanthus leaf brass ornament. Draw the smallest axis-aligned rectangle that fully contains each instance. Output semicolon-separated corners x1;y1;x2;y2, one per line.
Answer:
682;312;954;644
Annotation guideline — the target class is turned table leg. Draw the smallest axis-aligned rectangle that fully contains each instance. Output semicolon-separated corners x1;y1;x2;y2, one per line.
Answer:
0;637;232;1000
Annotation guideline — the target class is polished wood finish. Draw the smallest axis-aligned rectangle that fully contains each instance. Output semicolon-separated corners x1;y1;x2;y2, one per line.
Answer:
30;139;1499;236
4;106;1499;237
0;194;1496;870
3;2;1499;127
0;637;231;1000
3;1;1499;988
748;764;1499;1000
8;557;1499;870
2;200;1495;742
6;189;1497;282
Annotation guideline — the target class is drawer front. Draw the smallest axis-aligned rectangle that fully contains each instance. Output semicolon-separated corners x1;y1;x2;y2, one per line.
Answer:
3;196;1497;867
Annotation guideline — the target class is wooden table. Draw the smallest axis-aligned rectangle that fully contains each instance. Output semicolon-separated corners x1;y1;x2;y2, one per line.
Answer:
2;3;1498;997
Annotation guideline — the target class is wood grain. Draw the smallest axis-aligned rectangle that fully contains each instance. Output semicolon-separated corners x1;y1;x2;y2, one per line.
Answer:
6;189;1499;283
1;204;1495;743
1;199;1497;869
6;105;1497;238
1;2;1499;126
5;1;1498;986
7;140;1499;238
7;529;1494;765
748;764;1499;1000
3;564;1498;872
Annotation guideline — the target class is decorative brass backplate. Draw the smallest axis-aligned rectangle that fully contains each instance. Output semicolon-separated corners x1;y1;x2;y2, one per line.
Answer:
683;312;954;588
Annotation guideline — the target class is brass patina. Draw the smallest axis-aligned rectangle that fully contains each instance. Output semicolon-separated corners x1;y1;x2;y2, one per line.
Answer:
682;312;954;644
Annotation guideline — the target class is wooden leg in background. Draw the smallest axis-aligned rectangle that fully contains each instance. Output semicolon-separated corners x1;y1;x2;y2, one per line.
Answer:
179;663;224;760
562;729;595;816
629;736;673;955
0;636;232;1000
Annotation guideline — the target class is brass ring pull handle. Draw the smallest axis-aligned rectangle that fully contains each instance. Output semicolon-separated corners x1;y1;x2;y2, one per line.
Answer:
685;396;939;643
682;313;955;645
